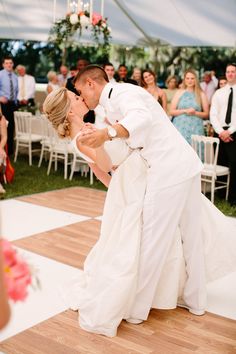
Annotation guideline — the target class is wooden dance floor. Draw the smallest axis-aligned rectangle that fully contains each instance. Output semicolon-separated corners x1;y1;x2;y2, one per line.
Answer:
0;187;236;354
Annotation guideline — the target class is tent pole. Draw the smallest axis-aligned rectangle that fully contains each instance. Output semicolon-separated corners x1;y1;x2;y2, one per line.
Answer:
53;0;57;22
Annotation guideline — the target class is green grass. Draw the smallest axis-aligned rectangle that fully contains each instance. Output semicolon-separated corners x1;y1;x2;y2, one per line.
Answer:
1;153;236;218
1;154;106;200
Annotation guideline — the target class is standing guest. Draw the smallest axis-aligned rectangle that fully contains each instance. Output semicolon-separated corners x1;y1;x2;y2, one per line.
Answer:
210;63;236;206
0;239;11;329
16;65;36;108
66;59;95;124
103;62;116;83
0;109;7;194
141;69;167;112
170;69;209;145
66;66;78;94
46;71;60;94
57;65;70;87
115;64;138;85
131;67;142;86
200;71;218;104
0;57;18;155
218;76;227;89
164;75;178;117
77;59;90;72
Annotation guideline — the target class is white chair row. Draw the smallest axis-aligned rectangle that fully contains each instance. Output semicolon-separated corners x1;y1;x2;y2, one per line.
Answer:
14;112;93;183
191;135;230;204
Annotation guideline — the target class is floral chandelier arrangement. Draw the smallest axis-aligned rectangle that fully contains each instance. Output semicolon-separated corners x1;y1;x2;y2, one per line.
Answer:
49;1;111;48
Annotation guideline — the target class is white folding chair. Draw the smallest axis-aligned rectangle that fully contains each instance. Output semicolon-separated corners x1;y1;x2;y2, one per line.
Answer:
14;111;42;165
46;124;74;179
191;135;230;203
38;115;52;167
69;150;94;184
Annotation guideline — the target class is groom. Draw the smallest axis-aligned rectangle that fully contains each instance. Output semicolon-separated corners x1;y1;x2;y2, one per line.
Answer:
74;65;206;322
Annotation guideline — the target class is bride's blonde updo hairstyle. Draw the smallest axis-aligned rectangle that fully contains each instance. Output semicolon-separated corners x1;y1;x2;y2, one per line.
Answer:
43;87;71;138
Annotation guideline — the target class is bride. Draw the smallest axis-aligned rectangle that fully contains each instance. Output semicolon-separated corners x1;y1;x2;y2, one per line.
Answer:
43;87;236;337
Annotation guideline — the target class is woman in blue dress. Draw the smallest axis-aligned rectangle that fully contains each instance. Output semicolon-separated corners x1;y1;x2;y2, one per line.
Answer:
170;69;209;144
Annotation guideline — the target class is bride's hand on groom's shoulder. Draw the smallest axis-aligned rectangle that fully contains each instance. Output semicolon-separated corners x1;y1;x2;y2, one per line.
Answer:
80;123;96;136
80;128;107;148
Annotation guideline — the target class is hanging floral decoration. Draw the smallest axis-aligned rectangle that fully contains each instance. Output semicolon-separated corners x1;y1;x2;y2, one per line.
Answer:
49;11;111;48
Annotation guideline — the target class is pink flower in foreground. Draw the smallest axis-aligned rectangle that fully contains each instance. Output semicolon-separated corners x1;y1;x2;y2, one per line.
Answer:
92;13;102;26
2;239;32;302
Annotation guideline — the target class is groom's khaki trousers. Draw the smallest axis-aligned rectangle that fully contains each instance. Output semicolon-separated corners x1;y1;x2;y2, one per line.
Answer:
130;173;206;319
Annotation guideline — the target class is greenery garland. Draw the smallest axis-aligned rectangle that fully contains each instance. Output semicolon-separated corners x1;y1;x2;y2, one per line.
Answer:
49;11;111;49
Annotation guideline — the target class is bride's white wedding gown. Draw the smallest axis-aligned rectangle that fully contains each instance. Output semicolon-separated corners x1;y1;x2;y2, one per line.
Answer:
63;138;236;337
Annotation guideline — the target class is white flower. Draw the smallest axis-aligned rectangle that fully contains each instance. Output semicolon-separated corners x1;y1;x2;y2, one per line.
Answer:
80;15;90;27
70;13;79;25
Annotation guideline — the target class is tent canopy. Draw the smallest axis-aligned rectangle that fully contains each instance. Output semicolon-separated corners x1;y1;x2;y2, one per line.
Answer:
0;0;235;47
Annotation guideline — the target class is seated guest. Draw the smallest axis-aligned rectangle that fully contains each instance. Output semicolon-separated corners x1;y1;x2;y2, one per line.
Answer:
0;109;7;194
141;69;167;112
115;64;138;85
46;71;60;94
16;64;36;108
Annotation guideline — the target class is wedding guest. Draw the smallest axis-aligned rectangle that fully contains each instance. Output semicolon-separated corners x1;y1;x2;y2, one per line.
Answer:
0;57;18;155
170;68;209;144
115;64;138;85
103;62;116;83
57;65;70;87
164;75;178;117
46;71;60;94
210;63;236;206
131;67;142;86
16;65;36;108
0;240;11;329
0;109;7;194
200;71;218;104
141;69;167;112
218;76;227;89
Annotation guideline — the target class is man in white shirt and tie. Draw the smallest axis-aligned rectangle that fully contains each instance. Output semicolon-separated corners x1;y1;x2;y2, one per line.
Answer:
74;65;206;323
210;63;236;206
16;65;36;108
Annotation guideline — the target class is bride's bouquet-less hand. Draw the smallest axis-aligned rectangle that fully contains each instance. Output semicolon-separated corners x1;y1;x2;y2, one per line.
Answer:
1;239;40;302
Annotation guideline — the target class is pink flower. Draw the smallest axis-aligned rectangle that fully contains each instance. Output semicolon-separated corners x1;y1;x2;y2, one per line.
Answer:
92;13;102;26
1;239;32;302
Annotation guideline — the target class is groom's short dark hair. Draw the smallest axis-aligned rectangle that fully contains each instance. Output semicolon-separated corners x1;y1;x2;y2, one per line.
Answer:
74;64;109;85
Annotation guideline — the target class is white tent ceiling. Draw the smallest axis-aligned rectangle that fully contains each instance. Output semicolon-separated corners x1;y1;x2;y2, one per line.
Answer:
0;0;235;47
